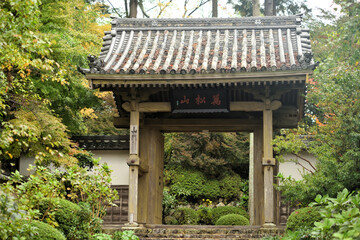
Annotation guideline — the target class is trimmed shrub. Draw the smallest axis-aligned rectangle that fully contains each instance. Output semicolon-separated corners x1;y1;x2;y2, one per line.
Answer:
286;207;321;231
173;207;199;225
38;198;92;239
215;214;249;226
30;221;66;240
212;206;249;224
197;207;213;225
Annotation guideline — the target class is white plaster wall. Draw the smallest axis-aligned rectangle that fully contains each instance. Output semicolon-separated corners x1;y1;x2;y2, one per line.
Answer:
90;150;129;185
278;151;317;181
19;156;36;176
19;150;129;185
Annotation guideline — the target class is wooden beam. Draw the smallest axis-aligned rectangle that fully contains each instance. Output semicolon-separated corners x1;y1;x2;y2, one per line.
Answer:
144;118;262;132
121;101;282;113
230;100;281;111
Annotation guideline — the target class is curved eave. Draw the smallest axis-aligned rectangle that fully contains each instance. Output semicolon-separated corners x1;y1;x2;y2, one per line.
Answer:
86;70;312;89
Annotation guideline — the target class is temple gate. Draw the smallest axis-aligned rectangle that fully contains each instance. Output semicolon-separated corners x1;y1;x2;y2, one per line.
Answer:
80;15;314;227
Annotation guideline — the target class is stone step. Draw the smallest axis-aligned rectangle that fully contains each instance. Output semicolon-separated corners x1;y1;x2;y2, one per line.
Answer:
103;225;284;240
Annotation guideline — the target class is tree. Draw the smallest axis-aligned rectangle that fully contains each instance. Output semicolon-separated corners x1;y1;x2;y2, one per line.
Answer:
274;0;360;205
264;0;274;16
165;132;249;178
227;0;311;17
212;0;218;17
0;0;112;168
252;0;260;16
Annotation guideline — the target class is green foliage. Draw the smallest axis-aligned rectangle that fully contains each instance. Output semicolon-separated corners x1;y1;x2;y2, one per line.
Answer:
212;206;249;224
113;230;139;240
29;220;66;240
1;162;116;235
162;187;178;217
0;0;117;171
275;1;360;206
173;207;199;225
286;207;321;231
37;198;91;239
165;132;249;178
220;176;249;207
165;167;248;203
92;233;113;240
0;193;35;240
197;207;213;225
164;215;178;225
215;214;249;226
309;189;360;240
281;228;313;240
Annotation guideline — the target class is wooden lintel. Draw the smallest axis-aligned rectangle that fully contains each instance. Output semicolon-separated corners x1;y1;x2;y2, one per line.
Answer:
144;118;262;132
114;117;262;131
230;100;281;112
121;101;282;113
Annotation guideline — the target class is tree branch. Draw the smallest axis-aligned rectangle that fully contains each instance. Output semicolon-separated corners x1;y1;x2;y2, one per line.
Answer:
157;0;173;18
124;0;129;18
187;0;211;17
138;0;149;18
105;0;122;17
292;153;317;172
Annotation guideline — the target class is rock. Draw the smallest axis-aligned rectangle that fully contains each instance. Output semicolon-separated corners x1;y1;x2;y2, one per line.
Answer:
216;202;225;207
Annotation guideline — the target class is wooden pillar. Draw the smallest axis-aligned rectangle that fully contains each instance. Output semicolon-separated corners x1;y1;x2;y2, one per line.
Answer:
127;101;140;225
263;99;276;226
253;128;264;225
138;127;164;224
249;132;254;225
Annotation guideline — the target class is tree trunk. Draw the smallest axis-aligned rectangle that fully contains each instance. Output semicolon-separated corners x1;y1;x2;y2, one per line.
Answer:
264;0;274;16
212;0;218;17
130;0;137;18
252;0;260;16
273;0;276;16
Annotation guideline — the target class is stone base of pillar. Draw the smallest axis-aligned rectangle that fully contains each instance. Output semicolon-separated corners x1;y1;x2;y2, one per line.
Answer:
122;223;143;229
262;222;277;228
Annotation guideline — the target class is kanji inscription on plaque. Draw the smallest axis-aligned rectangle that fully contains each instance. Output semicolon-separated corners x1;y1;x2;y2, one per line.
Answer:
130;125;138;154
171;89;228;113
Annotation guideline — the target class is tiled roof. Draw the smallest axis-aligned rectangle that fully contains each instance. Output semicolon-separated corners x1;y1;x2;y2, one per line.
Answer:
84;15;314;75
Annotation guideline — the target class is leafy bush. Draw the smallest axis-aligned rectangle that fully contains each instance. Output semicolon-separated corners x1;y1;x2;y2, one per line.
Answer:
173;207;199;225
212;206;249;224
91;233;113;240
162;187;178;217
113;230;139;240
164;215;178;225
30;220;66;240
309;189;360;240
170;168;207;200
215;214;249;226
219;175;243;200
286;207;321;231
0;193;35;239
197;207;213;225
38;198;92;240
167;167;248;202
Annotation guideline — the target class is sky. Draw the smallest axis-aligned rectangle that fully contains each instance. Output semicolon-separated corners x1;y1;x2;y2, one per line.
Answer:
107;0;341;19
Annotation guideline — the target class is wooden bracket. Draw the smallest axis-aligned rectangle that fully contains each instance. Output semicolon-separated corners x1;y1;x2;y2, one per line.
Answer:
127;155;140;166
262;157;276;166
